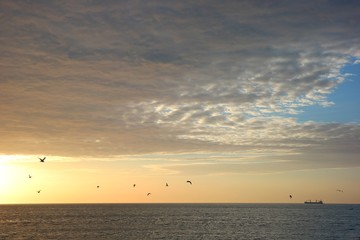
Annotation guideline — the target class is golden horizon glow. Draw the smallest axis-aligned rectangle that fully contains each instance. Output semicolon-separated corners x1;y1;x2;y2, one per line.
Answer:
1;154;359;204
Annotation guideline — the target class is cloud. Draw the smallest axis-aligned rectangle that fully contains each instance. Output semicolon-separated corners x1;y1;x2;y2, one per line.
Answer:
1;0;360;173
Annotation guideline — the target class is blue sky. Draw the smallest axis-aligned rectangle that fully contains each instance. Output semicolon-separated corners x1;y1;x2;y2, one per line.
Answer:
298;60;360;123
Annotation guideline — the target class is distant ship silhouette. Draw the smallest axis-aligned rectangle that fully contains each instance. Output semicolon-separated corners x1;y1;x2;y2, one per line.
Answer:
304;200;323;204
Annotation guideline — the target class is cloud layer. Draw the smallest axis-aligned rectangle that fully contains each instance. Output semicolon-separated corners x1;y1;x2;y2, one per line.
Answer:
1;0;360;173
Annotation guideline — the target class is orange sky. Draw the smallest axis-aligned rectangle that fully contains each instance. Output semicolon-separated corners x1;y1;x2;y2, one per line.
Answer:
1;155;359;204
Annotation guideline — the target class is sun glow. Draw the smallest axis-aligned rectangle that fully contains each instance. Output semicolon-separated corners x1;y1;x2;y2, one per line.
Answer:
0;163;16;193
0;154;34;163
0;155;32;202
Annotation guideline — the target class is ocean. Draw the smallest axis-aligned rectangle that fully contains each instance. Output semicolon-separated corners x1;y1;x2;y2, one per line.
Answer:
0;203;359;239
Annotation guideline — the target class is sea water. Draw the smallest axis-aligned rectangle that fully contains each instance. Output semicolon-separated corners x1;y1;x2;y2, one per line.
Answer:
0;203;359;239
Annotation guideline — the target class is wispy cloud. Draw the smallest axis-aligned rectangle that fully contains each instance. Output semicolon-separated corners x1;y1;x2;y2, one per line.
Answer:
1;0;359;174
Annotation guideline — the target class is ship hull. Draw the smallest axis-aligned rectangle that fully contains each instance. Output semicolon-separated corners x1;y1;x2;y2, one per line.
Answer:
304;200;323;204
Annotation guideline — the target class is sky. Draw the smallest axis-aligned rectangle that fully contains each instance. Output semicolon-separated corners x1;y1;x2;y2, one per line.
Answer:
1;0;359;204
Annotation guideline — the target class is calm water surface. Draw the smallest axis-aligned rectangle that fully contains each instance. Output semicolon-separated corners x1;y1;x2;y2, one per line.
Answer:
0;203;359;239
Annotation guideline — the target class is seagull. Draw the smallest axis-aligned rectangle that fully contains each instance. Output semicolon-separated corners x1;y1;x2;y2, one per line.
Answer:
289;194;292;199
37;190;41;193
166;183;169;187
39;157;46;162
186;180;192;185
147;192;151;196
336;189;344;193
29;174;32;179
133;184;136;187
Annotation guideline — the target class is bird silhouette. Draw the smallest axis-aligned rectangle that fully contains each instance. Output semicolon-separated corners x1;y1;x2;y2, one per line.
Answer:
289;194;292;199
336;189;344;193
133;184;136;187
39;157;46;162
97;186;100;188
186;180;192;185
37;190;41;193
28;174;32;179
166;183;169;187
147;192;151;196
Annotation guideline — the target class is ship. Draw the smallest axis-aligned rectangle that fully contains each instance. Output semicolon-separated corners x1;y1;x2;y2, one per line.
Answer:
304;200;323;204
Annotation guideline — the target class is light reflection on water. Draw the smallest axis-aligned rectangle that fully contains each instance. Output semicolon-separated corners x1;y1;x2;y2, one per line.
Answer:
0;203;359;239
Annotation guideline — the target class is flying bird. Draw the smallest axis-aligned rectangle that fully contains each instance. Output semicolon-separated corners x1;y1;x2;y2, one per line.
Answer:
28;174;32;179
336;189;344;193
186;180;192;185
39;157;46;162
133;184;136;187
37;190;41;193
289;194;292;199
147;193;151;196
166;183;169;187
97;186;100;188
